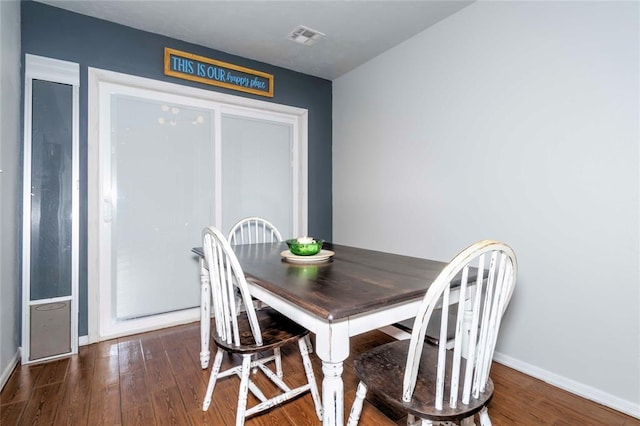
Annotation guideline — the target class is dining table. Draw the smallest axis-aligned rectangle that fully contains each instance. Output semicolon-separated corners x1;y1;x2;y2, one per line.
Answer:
193;241;470;426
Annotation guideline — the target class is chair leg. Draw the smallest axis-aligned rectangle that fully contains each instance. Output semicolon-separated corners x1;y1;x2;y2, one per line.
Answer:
407;414;436;425
234;287;244;313
251;353;259;375
347;381;368;426
304;334;314;353
478;407;491;426
461;415;476;426
235;355;252;426
406;414;419;425
298;338;323;420
203;348;224;410
274;347;283;378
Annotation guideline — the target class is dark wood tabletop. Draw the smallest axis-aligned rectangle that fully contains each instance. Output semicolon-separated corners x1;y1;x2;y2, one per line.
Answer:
193;242;451;321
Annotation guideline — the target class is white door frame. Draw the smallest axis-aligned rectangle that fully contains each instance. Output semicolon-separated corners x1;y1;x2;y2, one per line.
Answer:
87;68;308;343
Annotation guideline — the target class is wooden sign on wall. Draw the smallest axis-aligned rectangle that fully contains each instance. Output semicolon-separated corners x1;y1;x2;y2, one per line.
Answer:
164;47;274;97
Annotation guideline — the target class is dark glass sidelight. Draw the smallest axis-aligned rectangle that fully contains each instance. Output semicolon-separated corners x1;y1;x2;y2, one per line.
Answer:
30;79;73;300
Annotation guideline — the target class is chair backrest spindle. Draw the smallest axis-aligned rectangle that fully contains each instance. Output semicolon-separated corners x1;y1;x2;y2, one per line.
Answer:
461;253;486;404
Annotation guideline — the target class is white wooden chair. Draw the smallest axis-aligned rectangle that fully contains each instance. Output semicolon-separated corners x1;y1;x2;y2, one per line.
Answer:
228;216;283;245
348;240;517;426
201;226;323;425
228;216;283;309
227;216;315;355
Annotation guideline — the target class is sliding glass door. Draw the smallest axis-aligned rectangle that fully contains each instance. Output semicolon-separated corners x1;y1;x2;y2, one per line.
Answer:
92;71;306;340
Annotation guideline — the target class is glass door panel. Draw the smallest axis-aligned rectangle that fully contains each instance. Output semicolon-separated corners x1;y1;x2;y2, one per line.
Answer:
221;113;294;238
108;94;214;322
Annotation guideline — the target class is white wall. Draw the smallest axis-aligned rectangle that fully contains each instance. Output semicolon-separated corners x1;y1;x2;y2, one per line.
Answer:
0;0;21;389
333;1;639;417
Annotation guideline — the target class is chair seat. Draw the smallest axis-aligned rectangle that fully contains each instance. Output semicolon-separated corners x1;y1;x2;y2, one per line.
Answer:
354;340;494;422
213;306;309;354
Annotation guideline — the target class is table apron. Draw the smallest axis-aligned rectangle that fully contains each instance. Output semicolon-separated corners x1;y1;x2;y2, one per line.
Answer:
249;284;466;337
346;298;422;336
248;284;325;333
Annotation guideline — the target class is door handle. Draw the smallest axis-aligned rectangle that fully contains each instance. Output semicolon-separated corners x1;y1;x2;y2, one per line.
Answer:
103;198;113;223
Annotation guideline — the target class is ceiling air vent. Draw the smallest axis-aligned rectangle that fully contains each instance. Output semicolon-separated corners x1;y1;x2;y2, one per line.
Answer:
287;25;326;46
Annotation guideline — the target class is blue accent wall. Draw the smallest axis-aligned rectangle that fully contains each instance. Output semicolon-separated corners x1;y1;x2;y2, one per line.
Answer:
21;0;333;336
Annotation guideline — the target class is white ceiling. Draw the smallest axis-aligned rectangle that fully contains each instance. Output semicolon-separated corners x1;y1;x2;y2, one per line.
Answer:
36;0;473;80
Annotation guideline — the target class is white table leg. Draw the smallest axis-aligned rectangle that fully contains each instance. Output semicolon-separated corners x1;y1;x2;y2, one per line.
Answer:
315;321;350;426
322;361;345;425
199;258;211;369
461;284;479;356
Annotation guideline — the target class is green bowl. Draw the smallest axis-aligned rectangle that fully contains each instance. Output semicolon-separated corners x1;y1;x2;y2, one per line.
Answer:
286;239;324;256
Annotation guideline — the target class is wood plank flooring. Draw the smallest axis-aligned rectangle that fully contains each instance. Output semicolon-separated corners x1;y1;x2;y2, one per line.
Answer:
1;322;637;425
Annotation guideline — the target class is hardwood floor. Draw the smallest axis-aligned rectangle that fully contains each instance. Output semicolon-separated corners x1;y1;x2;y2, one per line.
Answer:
1;322;637;425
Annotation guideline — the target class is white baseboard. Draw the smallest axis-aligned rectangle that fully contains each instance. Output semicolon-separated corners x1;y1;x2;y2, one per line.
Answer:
78;335;89;346
493;351;640;419
0;348;21;392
